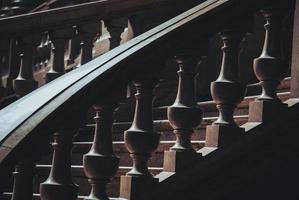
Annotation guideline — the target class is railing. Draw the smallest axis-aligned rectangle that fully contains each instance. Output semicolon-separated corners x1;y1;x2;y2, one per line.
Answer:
0;0;198;105
0;0;297;199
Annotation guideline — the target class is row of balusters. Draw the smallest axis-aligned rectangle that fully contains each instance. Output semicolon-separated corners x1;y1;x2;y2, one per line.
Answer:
7;6;290;200
0;19;128;102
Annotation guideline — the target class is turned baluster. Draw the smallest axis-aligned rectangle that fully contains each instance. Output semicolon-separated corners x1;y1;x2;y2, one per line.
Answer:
78;22;101;65
248;7;288;123
46;28;74;83
120;79;160;200
10;0;35;15
0;40;8;99
67;28;81;65
40;131;78;200
105;18;127;49
10;158;35;200
0;0;12;17
36;32;50;68
202;28;246;150
83;104;120;200
163;54;203;172
6;39;20;95
13;34;40;96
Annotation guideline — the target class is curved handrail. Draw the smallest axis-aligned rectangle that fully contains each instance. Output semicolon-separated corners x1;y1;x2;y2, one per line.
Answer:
0;0;275;183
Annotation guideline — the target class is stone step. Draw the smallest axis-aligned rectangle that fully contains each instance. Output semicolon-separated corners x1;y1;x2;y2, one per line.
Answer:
33;165;163;198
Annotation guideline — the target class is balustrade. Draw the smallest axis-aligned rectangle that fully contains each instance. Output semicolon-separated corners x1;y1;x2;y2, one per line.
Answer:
202;25;247;150
120;78;160;200
248;6;288;123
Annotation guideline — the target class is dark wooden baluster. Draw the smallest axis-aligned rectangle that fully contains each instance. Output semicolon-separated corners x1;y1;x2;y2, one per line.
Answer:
67;27;80;65
290;0;299;104
40;131;78;200
46;28;74;83
9;0;35;15
13;34;40;96
78;22;101;66
120;79;160;200
163;54;202;172
10;158;35;200
248;7;288;123
201;27;246;152
105;18;127;49
0;40;8;99
83;104;120;200
0;0;12;17
36;32;50;68
6;39;20;96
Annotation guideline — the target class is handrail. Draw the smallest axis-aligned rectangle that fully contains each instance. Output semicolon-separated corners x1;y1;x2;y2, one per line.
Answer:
0;0;198;37
0;0;277;187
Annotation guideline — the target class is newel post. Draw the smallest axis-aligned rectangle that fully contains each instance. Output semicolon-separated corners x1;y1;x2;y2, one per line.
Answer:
120;78;160;200
46;28;74;82
13;34;40;96
163;54;203;172
248;6;288;122
201;26;247;152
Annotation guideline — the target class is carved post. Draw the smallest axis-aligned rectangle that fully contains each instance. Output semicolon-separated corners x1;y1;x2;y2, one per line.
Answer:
40;131;78;200
120;79;160;200
46;28;74;83
13;34;40;96
201;27;246;152
10;159;35;200
0;40;8;99
83;104;120;200
78;22;101;66
6;39;20;95
67;28;81;65
248;7;288;123
163;54;202;172
105;18;127;49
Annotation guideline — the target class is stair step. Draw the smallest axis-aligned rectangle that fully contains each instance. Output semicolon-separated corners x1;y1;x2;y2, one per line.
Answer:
76;115;249;142
33;165;163;197
70;140;205;166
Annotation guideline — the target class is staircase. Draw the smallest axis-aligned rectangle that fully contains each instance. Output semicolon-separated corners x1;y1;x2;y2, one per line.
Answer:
0;0;299;200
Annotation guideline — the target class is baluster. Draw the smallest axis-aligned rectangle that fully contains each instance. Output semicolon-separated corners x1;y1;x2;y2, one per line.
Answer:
10;158;35;200
6;39;20;96
78;22;101;66
46;28;74;83
10;0;35;15
163;54;203;172
0;0;12;17
248;7;288;122
0;40;8;99
120;79;160;200
13;34;40;96
83;102;121;200
40;131;78;200
67;27;80;65
290;0;299;104
201;27;247;151
105;18;127;49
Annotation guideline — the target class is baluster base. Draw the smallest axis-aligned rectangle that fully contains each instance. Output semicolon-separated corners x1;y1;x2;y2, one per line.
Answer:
248;100;288;123
163;150;202;172
40;182;78;200
203;124;244;149
45;71;65;83
119;175;158;200
13;79;38;96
